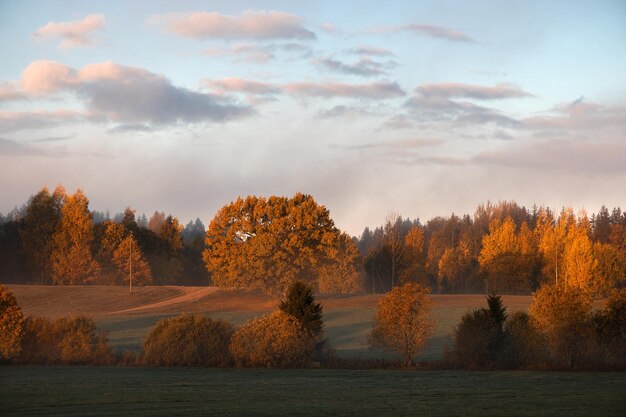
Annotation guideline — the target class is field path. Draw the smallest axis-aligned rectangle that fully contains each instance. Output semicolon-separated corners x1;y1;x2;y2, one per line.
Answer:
108;287;219;315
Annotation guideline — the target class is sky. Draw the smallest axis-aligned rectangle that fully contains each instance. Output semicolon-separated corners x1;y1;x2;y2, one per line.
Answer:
0;0;625;235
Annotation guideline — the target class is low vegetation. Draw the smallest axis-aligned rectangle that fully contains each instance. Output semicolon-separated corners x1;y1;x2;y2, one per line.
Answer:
143;314;233;367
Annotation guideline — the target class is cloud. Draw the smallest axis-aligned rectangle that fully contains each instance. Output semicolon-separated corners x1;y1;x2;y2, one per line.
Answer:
336;137;442;151
203;78;281;96
317;105;377;119
320;23;338;34
0;82;28;101
204;42;312;63
405;94;518;126
416;82;531;100
33;14;105;49
149;10;315;40
0;137;46;156
285;81;405;100
314;57;395;77
399;82;531;127
0;109;86;133
106;124;152;134
368;23;474;43
522;98;626;131
12;60;252;127
473;140;626;174
349;46;393;57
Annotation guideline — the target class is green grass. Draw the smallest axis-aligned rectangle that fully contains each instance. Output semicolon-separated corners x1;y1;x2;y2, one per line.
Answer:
1;367;624;417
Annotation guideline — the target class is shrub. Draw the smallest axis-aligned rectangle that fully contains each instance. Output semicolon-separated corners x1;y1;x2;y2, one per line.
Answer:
17;315;113;365
143;314;234;367
229;311;314;368
369;283;434;367
503;311;544;369
593;290;626;368
451;295;508;369
0;285;24;362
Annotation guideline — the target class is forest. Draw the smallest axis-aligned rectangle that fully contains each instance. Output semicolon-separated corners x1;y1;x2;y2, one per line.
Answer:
0;185;624;297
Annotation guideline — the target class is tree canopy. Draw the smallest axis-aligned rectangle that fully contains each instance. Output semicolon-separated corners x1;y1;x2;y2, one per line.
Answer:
203;193;362;294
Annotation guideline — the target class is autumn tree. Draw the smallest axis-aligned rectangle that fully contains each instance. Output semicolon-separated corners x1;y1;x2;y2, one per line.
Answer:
204;194;361;294
96;221;128;284
50;189;100;285
529;284;593;368
19;186;64;283
479;218;533;293
369;282;434;366
113;234;153;287
562;215;594;293
382;212;404;289
229;311;314;368
0;285;24;361
316;232;362;293
400;226;428;287
592;243;625;295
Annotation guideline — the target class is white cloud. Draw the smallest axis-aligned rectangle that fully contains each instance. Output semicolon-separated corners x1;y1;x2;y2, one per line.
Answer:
33;14;105;49
285;81;405;99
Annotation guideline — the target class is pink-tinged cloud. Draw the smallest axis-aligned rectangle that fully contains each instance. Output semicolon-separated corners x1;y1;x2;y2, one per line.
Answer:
368;23;474;43
473;140;626;174
10;60;252;128
149;10;315;40
33;14;105;49
349;46;393;57
203;78;281;95
522;98;626;130
285;81;405;99
416;83;531;100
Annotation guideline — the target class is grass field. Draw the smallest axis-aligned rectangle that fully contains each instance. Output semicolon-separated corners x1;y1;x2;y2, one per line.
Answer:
7;285;536;361
1;367;625;417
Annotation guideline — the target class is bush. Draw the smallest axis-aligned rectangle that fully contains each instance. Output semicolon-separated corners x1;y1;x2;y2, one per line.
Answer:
17;315;113;365
230;311;314;368
503;311;544;369
0;285;24;362
143;314;234;367
593;290;626;368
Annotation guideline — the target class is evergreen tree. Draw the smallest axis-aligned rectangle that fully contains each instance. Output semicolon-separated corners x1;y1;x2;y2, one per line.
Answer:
279;281;323;337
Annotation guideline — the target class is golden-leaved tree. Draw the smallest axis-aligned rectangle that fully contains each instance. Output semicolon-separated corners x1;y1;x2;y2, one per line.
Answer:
203;193;361;294
113;234;153;286
50;189;100;285
369;282;434;366
479;217;533;293
0;285;24;361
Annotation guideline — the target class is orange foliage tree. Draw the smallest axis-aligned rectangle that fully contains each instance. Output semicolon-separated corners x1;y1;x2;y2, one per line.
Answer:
50;189;100;285
113;234;153;286
0;285;24;361
369;282;434;366
204;193;361;294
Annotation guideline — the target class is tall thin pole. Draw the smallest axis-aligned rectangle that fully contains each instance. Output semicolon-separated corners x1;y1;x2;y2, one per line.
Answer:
129;240;133;294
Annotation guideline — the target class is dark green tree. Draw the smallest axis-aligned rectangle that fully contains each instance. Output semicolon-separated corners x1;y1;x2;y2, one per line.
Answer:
279;281;323;337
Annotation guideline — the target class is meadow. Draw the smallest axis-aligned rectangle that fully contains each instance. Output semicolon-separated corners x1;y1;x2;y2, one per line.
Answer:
7;285;535;360
1;367;625;417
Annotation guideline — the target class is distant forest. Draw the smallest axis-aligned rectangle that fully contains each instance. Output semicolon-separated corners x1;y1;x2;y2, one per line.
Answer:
1;185;624;295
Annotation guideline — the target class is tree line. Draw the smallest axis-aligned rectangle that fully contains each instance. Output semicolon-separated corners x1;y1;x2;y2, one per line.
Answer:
1;187;624;296
358;202;625;296
0;186;208;286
